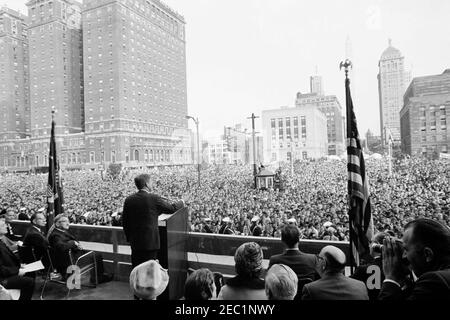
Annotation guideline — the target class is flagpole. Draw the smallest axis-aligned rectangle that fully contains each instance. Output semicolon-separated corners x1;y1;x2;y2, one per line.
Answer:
340;59;355;275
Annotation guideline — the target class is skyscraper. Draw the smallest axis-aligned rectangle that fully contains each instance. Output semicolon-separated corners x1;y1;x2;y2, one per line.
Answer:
82;0;190;165
0;7;30;140
377;39;411;146
310;75;323;96
26;0;84;138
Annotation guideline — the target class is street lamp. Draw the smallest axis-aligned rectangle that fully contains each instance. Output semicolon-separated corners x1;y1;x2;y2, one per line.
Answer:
186;115;201;187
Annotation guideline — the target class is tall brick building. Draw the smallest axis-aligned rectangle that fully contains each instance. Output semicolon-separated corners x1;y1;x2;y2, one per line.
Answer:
0;0;191;171
0;7;30;141
400;69;450;157
82;0;189;165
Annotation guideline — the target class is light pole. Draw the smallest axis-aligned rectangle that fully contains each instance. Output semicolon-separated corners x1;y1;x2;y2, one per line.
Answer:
186;115;201;187
289;137;294;176
247;113;259;189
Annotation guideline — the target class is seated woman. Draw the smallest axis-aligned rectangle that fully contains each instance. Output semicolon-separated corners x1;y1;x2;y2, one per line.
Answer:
184;268;217;300
217;242;267;300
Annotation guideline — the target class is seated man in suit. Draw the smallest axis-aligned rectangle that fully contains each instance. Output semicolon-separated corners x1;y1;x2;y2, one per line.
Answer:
380;218;450;300
269;224;319;300
22;212;50;267
48;214;112;283
302;245;369;300
0;218;35;300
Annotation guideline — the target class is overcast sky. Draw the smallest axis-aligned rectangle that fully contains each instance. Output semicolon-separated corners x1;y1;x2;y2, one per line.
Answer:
5;0;450;137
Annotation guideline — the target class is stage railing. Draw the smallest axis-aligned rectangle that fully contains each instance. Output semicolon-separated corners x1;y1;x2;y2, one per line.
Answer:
11;221;350;281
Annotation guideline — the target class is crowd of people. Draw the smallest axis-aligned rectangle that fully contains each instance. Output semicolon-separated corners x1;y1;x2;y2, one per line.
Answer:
0;157;449;241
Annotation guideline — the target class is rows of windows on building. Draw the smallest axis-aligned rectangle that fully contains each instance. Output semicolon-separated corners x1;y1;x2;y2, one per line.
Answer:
417;105;448;154
3;147;187;167
270;117;307;142
0;0;191;168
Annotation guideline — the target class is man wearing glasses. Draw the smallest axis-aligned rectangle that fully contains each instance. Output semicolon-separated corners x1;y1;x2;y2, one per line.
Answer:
302;245;369;300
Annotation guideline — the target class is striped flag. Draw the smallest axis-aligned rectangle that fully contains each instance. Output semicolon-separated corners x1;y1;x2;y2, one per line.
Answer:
345;76;373;267
47;115;64;231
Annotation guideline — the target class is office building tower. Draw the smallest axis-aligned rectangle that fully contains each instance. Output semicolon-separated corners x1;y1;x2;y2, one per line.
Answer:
377;39;411;145
27;0;84;138
0;7;30;140
82;0;190;165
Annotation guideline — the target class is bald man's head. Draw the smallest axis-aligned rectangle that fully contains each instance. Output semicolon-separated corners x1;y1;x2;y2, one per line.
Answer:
319;245;346;274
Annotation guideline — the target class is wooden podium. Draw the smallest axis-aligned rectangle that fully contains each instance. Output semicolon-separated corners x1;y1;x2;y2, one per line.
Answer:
157;206;189;300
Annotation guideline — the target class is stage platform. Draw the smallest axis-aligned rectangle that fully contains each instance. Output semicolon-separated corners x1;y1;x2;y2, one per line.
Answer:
32;278;132;300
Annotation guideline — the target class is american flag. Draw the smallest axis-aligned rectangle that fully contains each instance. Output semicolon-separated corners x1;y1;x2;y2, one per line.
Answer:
345;76;373;267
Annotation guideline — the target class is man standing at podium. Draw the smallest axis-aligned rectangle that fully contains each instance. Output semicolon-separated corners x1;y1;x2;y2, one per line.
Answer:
122;174;185;268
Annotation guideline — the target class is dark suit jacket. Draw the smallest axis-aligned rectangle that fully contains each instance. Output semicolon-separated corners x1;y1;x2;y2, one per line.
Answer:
0;239;20;281
122;190;183;251
269;249;320;300
23;226;49;263
302;273;369;300
379;264;450;300
48;228;80;272
269;249;319;280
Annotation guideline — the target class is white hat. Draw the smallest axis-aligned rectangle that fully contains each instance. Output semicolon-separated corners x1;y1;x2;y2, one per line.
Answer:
222;217;231;223
129;260;169;300
323;221;333;228
37;207;45;212
20;207;26;211
204;217;211;222
287;218;297;224
111;212;118;217
251;216;260;222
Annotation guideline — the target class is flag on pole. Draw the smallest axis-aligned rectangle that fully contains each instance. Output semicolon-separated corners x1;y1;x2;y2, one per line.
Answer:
345;73;373;268
47;113;64;231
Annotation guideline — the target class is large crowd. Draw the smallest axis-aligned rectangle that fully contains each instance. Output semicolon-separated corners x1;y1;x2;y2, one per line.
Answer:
0;157;449;240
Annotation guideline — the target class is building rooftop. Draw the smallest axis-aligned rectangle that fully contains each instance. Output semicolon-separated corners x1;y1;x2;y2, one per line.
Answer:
380;39;402;60
0;6;28;20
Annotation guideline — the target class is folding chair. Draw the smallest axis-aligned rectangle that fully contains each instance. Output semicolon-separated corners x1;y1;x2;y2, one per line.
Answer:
40;248;98;300
73;250;98;289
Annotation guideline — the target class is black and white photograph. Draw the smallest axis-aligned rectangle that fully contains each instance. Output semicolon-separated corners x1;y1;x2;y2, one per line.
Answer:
0;0;449;312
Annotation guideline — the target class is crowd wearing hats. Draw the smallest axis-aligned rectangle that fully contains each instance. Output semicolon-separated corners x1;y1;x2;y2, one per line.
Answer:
0;157;448;241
